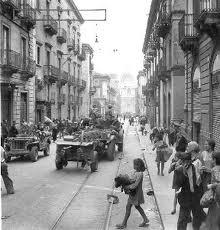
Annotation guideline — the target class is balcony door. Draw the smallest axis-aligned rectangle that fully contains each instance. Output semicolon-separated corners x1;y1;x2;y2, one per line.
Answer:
20;92;28;122
46;50;50;66
3;26;10;64
21;37;27;70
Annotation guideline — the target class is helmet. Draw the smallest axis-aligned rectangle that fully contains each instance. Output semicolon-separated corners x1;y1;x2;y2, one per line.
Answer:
108;105;112;109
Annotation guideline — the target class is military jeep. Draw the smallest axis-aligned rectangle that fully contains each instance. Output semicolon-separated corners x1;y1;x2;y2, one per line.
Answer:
4;131;51;162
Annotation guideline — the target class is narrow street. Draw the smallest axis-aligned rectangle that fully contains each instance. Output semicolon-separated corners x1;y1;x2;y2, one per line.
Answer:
2;123;163;230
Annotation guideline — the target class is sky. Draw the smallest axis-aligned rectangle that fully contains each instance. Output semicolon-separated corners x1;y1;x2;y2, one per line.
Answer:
74;0;151;80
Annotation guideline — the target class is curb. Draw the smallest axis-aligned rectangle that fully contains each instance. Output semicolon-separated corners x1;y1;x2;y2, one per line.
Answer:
135;126;165;230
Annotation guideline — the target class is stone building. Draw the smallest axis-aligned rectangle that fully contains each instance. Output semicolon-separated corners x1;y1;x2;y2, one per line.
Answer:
80;43;94;118
0;1;36;126
120;74;137;115
136;70;147;116
93;73;110;116
179;0;220;149
34;0;85;122
142;0;185;128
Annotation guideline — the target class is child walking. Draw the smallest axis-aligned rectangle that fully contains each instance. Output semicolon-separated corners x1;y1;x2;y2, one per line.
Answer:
116;158;149;229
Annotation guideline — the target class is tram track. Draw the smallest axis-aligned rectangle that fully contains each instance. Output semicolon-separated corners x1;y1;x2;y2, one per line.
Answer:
49;122;128;230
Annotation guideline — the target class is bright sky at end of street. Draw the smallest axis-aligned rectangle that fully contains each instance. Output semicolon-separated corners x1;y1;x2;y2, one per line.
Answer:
74;0;151;79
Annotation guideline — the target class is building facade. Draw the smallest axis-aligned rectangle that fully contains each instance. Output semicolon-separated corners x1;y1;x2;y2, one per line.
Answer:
143;0;185;129
0;1;36;126
120;75;137;115
34;0;85;122
93;73;110;116
80;43;94;118
136;70;147;116
179;0;220;149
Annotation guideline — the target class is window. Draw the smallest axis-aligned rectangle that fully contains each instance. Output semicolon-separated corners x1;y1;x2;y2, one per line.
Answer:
212;51;220;73
3;25;9;51
36;46;41;65
193;66;201;89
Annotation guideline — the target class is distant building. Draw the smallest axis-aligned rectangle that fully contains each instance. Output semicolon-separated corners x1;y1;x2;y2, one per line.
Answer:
93;73;110;116
120;74;136;115
80;44;94;118
136;70;147;116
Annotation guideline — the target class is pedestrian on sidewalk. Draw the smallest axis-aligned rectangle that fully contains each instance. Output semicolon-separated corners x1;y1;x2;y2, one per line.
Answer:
116;158;149;229
1;145;14;195
200;151;220;230
200;139;216;192
176;141;206;230
152;133;168;176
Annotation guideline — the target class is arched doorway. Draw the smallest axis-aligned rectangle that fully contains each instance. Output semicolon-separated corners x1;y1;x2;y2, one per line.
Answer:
212;50;220;150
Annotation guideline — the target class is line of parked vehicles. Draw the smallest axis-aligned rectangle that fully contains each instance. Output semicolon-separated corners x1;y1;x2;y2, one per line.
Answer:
3;120;124;173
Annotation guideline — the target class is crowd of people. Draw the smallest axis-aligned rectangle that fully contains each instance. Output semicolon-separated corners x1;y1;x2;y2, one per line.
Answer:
147;122;220;230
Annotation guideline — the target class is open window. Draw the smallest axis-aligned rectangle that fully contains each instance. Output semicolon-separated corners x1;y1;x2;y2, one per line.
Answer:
212;50;220;85
193;66;201;90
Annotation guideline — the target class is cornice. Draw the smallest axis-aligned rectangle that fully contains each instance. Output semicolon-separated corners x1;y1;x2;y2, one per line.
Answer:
67;0;84;24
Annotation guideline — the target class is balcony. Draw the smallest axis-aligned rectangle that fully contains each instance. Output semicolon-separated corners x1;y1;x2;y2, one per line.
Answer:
158;59;171;81
78;49;86;61
156;11;171;38
67;38;75;51
43;15;58;36
58;94;65;105
179;14;199;52
77;79;86;90
58;70;68;86
43;65;59;83
1;0;20;12
142;85;147;95
0;49;21;73
19;4;36;29
143;59;151;69
148;47;157;57
77;96;83;105
57;28;67;44
89;86;96;96
145;55;154;63
194;0;220;37
74;44;80;55
20;56;36;78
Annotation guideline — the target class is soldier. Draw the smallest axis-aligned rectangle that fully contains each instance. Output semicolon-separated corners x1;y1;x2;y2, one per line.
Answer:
1;145;14;194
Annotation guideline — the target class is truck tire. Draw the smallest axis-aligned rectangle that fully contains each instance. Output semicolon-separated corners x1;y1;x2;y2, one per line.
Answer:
44;143;50;156
30;146;38;162
107;141;115;161
55;160;63;170
118;143;123;152
90;151;98;172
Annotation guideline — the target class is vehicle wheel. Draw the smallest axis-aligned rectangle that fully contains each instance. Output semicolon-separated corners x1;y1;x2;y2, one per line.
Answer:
90;151;98;172
118;143;123;152
107;141;116;161
5;156;11;163
44;144;50;156
30;146;38;162
55;160;63;170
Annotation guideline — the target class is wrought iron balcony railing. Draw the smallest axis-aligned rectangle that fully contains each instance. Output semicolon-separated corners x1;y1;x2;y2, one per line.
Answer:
179;14;199;52
57;28;67;44
21;56;36;76
194;0;220;36
156;10;171;38
67;38;75;50
43;65;59;83
20;3;36;29
61;71;68;82
2;0;20;10
0;49;21;72
43;15;58;36
78;49;86;61
200;0;220;13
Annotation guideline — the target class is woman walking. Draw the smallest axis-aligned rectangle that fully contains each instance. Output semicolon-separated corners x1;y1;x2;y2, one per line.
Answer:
116;158;149;229
152;133;168;176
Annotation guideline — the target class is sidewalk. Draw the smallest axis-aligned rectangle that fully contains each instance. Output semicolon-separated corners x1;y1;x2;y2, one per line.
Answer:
109;124;163;230
136;124;193;230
